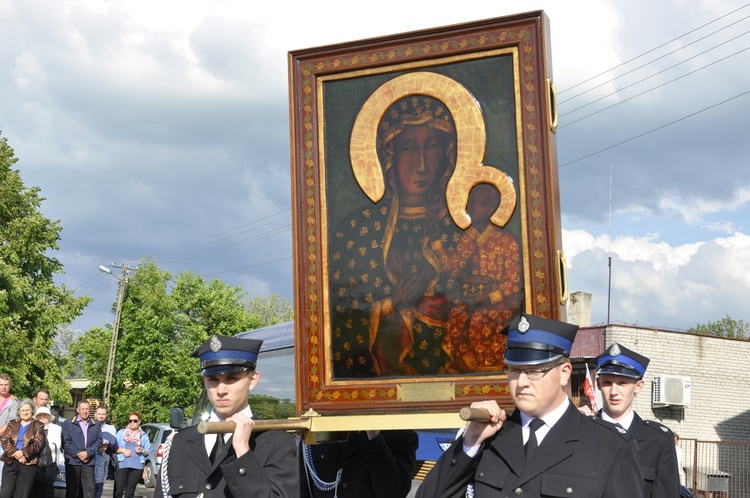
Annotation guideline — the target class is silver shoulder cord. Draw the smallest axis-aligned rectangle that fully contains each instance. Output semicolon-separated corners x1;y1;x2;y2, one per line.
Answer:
159;431;204;498
302;441;343;497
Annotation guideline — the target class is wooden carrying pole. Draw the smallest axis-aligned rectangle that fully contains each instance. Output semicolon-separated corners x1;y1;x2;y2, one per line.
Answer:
196;408;497;435
198;419;312;434
196;411;465;436
459;407;492;423
459;402;525;423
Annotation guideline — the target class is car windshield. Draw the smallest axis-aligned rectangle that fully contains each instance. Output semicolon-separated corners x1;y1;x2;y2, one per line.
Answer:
253;347;295;400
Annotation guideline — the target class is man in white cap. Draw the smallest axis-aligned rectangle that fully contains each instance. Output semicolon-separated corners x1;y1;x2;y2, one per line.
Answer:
596;343;680;498
417;313;644;497
155;334;297;498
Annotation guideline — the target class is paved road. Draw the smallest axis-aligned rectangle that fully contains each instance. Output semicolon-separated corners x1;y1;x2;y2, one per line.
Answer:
102;478;154;498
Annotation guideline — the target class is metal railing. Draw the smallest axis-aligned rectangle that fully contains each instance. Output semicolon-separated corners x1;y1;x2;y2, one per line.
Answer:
681;439;750;498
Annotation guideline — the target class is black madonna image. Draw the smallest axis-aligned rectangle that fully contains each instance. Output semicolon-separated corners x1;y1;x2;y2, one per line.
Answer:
328;72;523;380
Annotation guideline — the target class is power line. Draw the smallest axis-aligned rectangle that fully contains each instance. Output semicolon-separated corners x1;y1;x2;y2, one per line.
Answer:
155;224;290;265
552;6;750;167
559;14;750;106
75;212;292;300
72;272;107;294
87;278;119;302
104;211;290;267
204;255;292;277
560;26;750;117
559;44;750;128
148;208;291;258
559;89;750;169
558;2;750;97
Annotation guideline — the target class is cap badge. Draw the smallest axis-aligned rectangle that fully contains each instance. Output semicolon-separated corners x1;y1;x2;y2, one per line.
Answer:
609;343;621;356
209;335;223;352
518;316;530;333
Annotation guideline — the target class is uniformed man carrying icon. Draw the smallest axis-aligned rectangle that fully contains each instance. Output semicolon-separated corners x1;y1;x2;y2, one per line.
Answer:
417;313;644;498
596;343;680;498
155;334;297;498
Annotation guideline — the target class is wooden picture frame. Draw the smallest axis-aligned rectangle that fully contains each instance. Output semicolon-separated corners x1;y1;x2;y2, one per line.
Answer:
289;10;566;416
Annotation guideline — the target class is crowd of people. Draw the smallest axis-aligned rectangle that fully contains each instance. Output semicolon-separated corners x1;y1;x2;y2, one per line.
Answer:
0;380;149;498
3;315;688;498
156;327;686;498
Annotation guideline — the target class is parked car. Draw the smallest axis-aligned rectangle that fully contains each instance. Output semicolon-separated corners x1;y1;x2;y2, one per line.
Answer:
53;461;66;498
51;425;67;498
141;422;177;488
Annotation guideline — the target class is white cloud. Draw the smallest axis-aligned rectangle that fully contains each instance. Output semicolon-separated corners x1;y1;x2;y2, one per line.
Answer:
658;188;750;231
564;229;750;328
3;0;750;335
564;230;702;271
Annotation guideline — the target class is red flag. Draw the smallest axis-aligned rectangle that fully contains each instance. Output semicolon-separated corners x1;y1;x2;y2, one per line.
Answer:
584;363;598;412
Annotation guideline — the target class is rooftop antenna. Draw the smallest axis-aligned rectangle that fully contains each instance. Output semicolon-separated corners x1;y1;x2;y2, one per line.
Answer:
607;165;612;324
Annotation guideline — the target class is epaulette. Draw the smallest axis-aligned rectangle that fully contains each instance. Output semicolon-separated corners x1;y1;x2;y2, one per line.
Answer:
643;419;674;438
586;415;631;439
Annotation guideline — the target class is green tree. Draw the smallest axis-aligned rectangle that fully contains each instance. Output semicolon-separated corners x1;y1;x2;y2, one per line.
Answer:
249;394;296;420
70;259;266;426
63;326;110;382
53;327;84;360
0;132;90;401
246;293;294;326
687;314;750;339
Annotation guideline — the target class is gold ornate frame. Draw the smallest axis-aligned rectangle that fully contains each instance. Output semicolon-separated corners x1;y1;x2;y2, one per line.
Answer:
289;11;566;415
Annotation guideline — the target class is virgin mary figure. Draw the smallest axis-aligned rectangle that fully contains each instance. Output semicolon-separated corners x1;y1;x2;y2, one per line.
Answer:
330;95;463;378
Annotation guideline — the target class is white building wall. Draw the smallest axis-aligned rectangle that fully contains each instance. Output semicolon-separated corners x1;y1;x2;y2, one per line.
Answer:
603;325;750;442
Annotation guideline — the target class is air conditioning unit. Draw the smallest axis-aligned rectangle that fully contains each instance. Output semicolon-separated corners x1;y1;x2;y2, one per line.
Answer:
652;375;691;407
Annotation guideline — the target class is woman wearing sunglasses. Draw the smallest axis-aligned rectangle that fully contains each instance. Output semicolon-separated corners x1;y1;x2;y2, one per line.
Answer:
114;413;150;498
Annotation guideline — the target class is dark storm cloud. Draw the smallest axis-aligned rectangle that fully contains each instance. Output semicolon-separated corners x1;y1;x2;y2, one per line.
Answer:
2;0;749;334
555;2;750;229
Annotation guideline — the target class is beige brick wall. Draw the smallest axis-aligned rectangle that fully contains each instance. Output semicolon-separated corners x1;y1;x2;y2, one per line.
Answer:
602;325;750;442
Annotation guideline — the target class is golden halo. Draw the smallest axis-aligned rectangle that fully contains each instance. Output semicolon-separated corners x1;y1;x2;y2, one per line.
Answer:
349;71;516;229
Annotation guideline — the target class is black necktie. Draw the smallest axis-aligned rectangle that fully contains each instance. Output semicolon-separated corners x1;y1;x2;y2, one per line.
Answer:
210;434;225;464
525;418;544;462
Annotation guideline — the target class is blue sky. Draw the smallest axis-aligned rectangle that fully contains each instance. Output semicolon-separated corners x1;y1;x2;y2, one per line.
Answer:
1;0;749;336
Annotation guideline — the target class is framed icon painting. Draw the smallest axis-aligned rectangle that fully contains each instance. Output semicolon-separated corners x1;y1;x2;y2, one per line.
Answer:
288;10;567;415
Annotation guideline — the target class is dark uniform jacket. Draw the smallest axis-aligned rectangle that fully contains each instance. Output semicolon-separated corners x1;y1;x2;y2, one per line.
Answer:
601;410;680;498
154;425;297;498
416;402;644;497
299;430;418;498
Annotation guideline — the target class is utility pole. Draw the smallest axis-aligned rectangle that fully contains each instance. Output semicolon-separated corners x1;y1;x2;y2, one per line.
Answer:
99;263;136;406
